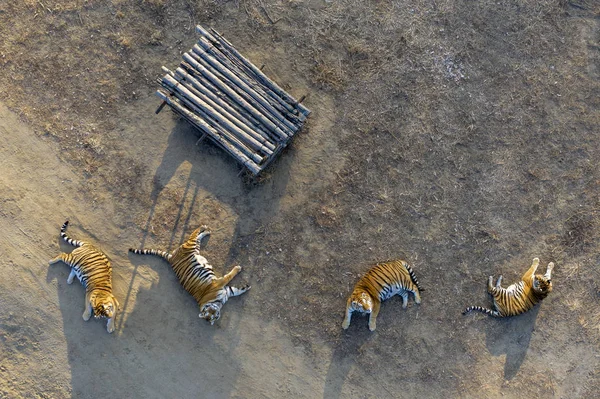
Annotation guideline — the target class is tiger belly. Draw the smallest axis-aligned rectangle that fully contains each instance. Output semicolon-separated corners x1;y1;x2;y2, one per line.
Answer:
492;282;532;316
379;283;409;301
71;266;86;286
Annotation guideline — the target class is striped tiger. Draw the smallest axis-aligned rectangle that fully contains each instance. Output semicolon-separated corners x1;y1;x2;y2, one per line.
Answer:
462;258;554;318
342;260;423;331
129;225;250;325
49;221;120;333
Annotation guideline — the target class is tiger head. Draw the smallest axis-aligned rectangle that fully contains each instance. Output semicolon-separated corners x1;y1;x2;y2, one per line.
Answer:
532;274;552;298
350;290;374;314
91;292;118;319
199;302;222;325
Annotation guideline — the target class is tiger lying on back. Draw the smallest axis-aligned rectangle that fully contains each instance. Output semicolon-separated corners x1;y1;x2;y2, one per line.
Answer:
49;221;120;333
129;225;250;325
342;260;423;331
463;257;554;318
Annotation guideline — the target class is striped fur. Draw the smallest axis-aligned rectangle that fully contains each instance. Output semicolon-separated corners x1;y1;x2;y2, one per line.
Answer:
129;225;250;325
49;221;120;333
463;258;554;318
342;260;422;331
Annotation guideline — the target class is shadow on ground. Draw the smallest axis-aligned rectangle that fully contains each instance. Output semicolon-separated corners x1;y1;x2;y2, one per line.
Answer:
47;118;294;398
323;325;375;399
139;118;293;249
119;116;294;335
46;235;249;398
485;306;541;380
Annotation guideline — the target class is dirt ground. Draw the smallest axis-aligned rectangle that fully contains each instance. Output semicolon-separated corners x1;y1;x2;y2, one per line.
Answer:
1;0;599;398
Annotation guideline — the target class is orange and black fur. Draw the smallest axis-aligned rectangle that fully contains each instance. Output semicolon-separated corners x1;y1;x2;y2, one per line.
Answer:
342;260;422;331
129;225;250;325
463;258;554;317
49;221;120;333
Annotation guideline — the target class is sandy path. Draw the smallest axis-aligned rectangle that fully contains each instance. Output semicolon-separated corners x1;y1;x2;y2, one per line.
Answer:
0;103;337;398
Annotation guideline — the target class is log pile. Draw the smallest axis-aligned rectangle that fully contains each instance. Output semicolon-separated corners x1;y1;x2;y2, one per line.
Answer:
155;25;310;175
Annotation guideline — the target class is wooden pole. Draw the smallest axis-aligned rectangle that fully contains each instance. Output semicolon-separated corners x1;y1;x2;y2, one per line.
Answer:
197;25;311;117
181;51;293;140
174;91;265;165
157;83;265;165
155;91;261;175
195;35;299;119
191;43;300;134
186;49;296;139
155;101;167;114
163;67;277;152
167;66;277;148
161;74;274;157
182;52;290;140
178;62;282;144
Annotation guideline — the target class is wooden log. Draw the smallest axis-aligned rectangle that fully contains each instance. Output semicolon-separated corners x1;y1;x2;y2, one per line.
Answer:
197;40;299;125
185;50;293;138
186;49;296;138
196;27;309;125
195;35;299;119
191;43;300;134
167;66;277;149
200;37;308;124
155;90;261;175
170;89;265;165
161;74;274;157
158;89;264;168
157;83;265;165
178;62;281;144
182;52;290;141
183;51;291;138
198;25;311;117
174;78;276;154
155;100;167;114
195;26;293;111
164;67;277;152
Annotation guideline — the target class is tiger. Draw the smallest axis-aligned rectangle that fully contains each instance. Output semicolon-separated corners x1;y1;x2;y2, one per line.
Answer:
49;221;120;333
342;259;423;331
462;257;554;318
129;225;250;325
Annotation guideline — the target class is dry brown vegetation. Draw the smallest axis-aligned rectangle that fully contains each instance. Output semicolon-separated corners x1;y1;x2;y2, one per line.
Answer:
1;0;600;397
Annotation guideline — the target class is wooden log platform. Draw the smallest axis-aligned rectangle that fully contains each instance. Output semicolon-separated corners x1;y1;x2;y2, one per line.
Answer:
155;25;310;175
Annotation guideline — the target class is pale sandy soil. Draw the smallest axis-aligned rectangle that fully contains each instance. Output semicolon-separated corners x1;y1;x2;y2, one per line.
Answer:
0;102;331;398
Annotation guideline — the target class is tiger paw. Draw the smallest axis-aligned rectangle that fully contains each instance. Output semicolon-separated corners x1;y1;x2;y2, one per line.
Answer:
341;320;350;330
368;322;376;331
234;265;242;273
82;311;92;321
200;225;210;234
106;321;115;334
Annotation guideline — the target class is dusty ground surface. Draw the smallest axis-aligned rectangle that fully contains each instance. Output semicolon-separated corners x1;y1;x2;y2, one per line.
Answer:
1;0;599;398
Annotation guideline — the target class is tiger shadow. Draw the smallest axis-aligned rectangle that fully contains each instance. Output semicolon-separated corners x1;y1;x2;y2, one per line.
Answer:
45;246;246;398
141;117;295;249
118;248;249;397
323;328;375;399
131;117;294;271
483;306;541;380
121;117;294;330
